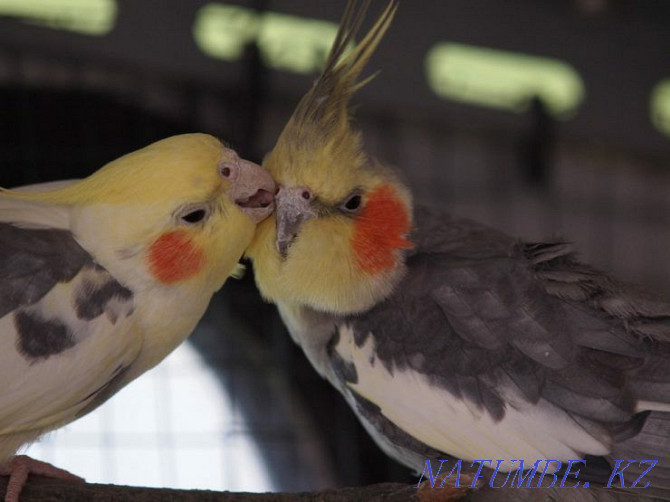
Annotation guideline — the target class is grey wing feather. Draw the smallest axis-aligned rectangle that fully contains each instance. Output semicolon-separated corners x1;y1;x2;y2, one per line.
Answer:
0;221;135;362
401;206;665;411
348;205;670;496
0;209;137;456
0;222;94;318
0;190;80;317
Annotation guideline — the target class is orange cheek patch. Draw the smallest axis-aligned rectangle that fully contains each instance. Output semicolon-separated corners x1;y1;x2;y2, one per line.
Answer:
148;230;206;284
352;185;412;274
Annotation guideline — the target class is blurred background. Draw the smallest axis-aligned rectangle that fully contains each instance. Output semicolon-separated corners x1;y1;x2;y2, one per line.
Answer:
2;0;670;493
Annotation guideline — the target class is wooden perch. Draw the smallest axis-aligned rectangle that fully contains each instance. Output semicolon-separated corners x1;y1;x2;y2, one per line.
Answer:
0;478;425;502
1;476;655;501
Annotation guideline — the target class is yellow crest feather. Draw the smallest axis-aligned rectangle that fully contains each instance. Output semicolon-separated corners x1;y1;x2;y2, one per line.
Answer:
276;0;398;154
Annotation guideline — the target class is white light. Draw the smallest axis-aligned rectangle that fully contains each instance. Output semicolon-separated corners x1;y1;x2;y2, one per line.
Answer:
0;0;117;35
651;79;670;139
193;3;340;75
425;42;585;119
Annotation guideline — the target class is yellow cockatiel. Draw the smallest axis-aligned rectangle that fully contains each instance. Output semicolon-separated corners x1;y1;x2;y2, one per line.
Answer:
0;133;274;501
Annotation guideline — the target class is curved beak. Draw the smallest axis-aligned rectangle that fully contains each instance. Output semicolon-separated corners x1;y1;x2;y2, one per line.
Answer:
224;158;276;223
275;186;318;258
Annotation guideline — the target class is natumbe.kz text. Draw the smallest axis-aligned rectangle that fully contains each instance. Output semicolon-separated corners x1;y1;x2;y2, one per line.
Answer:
416;459;658;489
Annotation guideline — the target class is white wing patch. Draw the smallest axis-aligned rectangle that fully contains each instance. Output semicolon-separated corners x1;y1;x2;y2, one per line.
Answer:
334;324;610;470
0;194;70;230
0;309;140;437
0;262;139;442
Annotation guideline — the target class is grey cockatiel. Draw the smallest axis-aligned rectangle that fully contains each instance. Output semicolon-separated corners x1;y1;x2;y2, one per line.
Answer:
246;0;670;498
0;134;275;501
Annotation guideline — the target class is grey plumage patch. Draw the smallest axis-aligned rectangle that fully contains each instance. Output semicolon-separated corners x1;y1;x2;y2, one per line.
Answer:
0;223;92;318
348;261;510;423
14;310;76;360
74;268;133;323
1;223;135;363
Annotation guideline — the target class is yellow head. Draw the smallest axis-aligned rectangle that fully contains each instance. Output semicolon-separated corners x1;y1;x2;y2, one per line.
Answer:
247;0;410;314
4;133;275;296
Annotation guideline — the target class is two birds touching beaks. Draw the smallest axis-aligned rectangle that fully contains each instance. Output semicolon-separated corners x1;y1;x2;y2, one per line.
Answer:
2;1;670;501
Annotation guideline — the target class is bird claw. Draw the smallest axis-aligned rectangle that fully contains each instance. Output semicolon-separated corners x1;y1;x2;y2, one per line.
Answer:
1;455;84;502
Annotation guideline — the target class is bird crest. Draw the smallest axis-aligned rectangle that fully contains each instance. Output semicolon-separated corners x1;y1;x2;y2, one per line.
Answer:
275;0;398;157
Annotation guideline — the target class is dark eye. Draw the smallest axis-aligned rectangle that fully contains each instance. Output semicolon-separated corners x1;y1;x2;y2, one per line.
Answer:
341;194;362;213
181;209;207;224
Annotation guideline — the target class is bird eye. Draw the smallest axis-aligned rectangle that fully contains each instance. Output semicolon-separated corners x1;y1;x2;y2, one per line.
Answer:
181;208;208;224
341;194;362;213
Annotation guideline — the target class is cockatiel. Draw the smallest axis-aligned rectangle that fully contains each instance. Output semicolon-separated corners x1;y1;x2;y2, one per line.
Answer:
0;133;274;501
247;0;670;498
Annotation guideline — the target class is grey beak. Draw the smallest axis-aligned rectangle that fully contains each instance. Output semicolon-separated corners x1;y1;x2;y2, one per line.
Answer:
275;186;318;258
